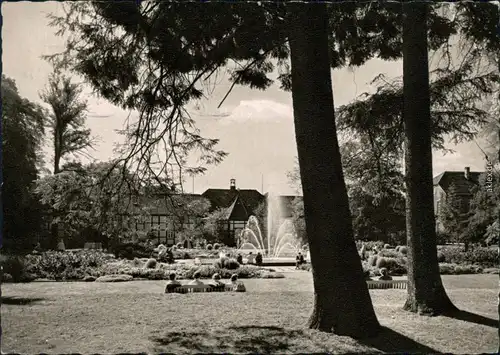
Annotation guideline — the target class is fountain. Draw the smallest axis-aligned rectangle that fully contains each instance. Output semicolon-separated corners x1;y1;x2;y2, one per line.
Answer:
237;192;306;258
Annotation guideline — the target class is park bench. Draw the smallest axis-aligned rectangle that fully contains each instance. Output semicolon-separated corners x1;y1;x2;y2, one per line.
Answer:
172;284;234;293
367;279;407;289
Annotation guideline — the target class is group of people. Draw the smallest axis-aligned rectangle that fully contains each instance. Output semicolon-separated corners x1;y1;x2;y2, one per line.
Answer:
164;271;246;293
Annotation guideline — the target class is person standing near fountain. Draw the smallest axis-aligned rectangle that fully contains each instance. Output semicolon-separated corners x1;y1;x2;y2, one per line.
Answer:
255;252;263;266
295;252;305;269
236;253;243;264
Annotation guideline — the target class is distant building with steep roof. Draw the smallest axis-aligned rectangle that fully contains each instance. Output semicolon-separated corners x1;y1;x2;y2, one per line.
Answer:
433;166;483;232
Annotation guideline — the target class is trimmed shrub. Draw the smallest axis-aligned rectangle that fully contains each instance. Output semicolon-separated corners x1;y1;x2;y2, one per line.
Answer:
439;246;497;267
131;258;143;267
383;257;407;275
1;256;27;282
224;258;240;270
439;263;483;275
206;244;213;251
395;246;401;252
399;246;408;255
96;274;133;282
110;242;154;260
378;249;400;258
214;257;240;270
361;241;385;251
483;268;499;274
176;242;183;249
213;243;221;250
258;271;285;279
368;255;379;267
144;258;157;269
375;257;387;269
383;244;391;249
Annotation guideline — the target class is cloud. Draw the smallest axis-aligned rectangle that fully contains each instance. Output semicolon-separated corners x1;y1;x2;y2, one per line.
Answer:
219;99;293;124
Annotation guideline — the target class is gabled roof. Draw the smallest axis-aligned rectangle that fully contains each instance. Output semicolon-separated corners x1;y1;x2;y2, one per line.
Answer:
201;188;265;214
433;171;483;192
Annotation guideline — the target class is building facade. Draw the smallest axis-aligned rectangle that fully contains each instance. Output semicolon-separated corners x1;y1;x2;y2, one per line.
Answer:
433;166;483;232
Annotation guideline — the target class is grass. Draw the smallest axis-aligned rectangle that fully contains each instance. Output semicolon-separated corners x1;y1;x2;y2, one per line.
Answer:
2;272;498;354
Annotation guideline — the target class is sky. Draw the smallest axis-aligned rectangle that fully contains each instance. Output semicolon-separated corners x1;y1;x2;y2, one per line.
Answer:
2;2;490;195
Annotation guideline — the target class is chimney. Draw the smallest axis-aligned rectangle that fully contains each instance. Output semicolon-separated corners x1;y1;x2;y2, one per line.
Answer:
464;167;470;180
230;178;236;191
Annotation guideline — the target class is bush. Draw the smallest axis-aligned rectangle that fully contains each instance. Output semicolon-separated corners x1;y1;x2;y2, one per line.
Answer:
437;251;446;263
213;243;221;250
375;257;387;269
439;263;483;275
368;255;379;267
176;242;183;249
20;250;112;281
439;246;497;267
131;258;143;267
96;274;133;282
206;244;213;251
2;273;13;282
214;257;240;270
1;255;27;282
144;258;157;269
110;241;154;260
383;257;407;275
236;254;243;264
395;246;401;252
359;241;385;251
383;244;391;249
258;271;285;279
378;249;400;258
399;246;408;255
224;258;240;270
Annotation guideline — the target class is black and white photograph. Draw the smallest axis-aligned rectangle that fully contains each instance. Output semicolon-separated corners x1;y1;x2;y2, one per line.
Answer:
1;1;499;353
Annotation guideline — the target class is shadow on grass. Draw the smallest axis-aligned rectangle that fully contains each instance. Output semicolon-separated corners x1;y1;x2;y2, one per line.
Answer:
150;325;440;354
444;310;499;328
150;325;311;354
357;326;442;354
1;296;46;305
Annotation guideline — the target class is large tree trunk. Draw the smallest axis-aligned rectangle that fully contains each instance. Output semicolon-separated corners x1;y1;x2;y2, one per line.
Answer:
402;2;457;315
288;3;380;337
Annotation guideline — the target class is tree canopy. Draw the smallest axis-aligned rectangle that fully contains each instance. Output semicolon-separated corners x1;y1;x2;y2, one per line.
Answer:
46;2;486;185
2;75;47;253
40;72;94;173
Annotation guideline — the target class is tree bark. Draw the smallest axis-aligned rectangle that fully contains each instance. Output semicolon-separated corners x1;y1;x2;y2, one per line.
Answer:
402;2;457;315
288;3;380;337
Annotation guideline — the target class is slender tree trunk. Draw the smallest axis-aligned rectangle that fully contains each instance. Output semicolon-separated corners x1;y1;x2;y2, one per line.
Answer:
288;3;380;337
402;2;457;315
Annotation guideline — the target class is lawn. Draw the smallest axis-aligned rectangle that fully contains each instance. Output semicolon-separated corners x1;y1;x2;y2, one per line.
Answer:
1;272;498;354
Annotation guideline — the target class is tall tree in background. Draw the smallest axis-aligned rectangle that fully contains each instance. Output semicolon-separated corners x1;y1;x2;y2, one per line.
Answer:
1;75;46;253
40;72;94;249
288;4;379;336
402;2;457;315
40;72;93;174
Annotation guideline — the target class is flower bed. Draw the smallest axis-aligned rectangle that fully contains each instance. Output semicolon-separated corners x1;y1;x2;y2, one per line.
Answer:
1;250;283;282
